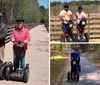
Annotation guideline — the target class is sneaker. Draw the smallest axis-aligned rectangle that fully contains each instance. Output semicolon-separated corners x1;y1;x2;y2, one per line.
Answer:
78;36;80;40
83;36;86;39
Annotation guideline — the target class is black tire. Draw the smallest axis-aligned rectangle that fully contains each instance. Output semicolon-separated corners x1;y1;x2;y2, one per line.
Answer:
5;62;13;80
5;67;11;80
84;33;89;42
0;64;6;80
76;72;79;82
70;33;77;42
67;71;70;81
23;67;29;83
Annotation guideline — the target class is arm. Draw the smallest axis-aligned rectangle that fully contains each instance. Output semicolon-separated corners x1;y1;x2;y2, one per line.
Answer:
59;11;64;21
24;29;30;43
76;12;78;19
10;30;15;42
68;11;73;20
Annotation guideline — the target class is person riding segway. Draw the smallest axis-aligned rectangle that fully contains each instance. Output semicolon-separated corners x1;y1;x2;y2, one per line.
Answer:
5;18;30;83
67;48;80;81
60;3;74;42
76;6;88;42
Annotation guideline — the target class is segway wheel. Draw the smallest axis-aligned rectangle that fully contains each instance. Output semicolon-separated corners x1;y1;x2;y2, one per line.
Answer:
23;67;29;83
5;62;13;80
76;72;79;82
0;63;7;80
67;71;70;81
5;67;11;80
84;33;89;42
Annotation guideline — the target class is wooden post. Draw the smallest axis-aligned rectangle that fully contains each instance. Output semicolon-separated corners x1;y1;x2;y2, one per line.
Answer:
88;13;90;39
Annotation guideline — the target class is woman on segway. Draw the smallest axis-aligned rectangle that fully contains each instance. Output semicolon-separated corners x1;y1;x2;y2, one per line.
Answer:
76;6;87;40
10;18;30;72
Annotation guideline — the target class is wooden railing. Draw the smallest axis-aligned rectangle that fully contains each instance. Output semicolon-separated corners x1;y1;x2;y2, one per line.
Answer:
50;13;100;42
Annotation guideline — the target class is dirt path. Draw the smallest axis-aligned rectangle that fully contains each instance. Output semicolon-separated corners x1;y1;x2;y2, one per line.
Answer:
0;25;49;85
61;50;100;85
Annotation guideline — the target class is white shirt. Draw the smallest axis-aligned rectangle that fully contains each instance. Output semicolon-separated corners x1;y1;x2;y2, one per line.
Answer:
76;11;86;19
76;11;86;23
60;10;72;24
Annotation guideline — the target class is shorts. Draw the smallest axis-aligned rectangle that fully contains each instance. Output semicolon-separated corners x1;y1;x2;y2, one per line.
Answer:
76;23;81;29
62;22;68;33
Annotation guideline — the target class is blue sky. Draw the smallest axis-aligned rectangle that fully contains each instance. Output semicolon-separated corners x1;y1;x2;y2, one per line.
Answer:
50;0;80;2
38;0;48;8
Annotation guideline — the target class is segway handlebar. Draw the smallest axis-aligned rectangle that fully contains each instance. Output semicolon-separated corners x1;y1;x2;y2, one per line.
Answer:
13;40;25;44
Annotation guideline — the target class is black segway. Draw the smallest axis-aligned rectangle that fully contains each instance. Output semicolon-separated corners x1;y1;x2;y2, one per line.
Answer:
5;40;29;83
60;20;77;42
67;58;80;82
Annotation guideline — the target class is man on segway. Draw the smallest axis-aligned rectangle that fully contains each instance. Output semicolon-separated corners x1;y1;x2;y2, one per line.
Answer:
60;3;73;42
76;6;87;41
11;18;30;73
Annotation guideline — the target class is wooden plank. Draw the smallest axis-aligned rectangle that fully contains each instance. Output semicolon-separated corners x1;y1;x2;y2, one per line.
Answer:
89;39;100;42
90;25;100;28
90;20;100;24
90;35;100;38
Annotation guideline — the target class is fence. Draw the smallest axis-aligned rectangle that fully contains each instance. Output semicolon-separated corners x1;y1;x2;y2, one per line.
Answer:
50;13;100;42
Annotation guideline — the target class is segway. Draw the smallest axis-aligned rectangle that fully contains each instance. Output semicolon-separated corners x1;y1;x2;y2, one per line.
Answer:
67;58;80;82
60;20;77;42
67;53;80;82
5;40;29;83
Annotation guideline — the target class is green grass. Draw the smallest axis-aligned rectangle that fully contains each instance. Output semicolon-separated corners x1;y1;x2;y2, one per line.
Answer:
50;52;69;85
85;52;100;68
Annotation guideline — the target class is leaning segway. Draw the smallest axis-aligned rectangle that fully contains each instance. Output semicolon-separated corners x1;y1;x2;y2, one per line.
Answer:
5;40;29;83
67;53;80;82
60;20;77;42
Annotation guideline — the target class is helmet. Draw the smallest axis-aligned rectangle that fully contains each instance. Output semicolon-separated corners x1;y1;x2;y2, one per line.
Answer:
64;3;69;8
16;17;24;22
78;6;83;10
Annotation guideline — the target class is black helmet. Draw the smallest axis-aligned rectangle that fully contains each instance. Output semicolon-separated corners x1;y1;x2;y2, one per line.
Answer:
16;17;24;22
78;6;83;10
64;3;69;8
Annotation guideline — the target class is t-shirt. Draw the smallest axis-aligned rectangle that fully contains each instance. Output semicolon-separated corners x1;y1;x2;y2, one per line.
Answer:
76;11;86;19
71;52;80;59
60;10;72;24
76;11;86;23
